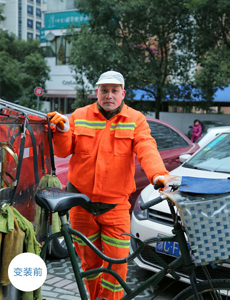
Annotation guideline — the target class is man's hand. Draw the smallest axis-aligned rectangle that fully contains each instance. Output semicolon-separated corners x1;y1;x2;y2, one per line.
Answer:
154;175;182;192
47;112;70;132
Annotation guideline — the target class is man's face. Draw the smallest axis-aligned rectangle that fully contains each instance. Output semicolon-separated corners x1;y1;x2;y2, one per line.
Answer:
96;84;125;111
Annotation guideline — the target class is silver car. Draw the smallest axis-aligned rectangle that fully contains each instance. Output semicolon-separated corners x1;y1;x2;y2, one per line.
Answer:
130;130;230;284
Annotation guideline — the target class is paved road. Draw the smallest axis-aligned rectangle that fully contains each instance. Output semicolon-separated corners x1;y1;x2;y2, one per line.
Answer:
41;256;189;300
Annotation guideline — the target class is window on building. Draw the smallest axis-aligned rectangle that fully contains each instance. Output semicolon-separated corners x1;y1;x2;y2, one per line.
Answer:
57;36;66;65
27;19;33;29
27;5;33;15
18;0;22;37
36;8;41;17
56;37;73;65
36;21;41;31
40;43;55;58
36;34;40;40
27;32;33;40
65;40;72;65
36;0;41;4
18;19;22;37
40;36;73;65
28;0;33;2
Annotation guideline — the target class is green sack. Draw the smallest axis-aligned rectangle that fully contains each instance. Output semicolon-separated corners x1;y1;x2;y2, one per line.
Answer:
35;175;63;237
37;174;62;190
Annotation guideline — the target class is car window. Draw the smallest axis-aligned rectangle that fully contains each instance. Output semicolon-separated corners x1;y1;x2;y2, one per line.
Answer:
201;121;225;132
184;133;230;173
170;129;188;148
147;121;189;150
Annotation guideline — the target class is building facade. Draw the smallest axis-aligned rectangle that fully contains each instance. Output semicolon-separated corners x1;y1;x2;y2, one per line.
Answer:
40;0;93;114
0;0;46;41
0;0;89;113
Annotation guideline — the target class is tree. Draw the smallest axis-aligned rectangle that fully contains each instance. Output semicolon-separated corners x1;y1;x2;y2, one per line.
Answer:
71;69;94;110
9;39;42;63
187;0;230;103
0;51;23;101
68;0;195;118
0;29;50;108
0;5;5;22
19;52;50;106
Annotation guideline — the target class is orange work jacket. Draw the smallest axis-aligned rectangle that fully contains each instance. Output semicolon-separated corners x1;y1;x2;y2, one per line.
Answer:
52;102;168;205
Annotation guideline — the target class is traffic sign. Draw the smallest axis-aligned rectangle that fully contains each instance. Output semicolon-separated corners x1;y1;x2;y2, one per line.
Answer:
34;87;43;96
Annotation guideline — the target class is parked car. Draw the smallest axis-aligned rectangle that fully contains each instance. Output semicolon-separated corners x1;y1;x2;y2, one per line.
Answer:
130;129;230;283
196;126;230;148
55;117;199;212
187;120;226;139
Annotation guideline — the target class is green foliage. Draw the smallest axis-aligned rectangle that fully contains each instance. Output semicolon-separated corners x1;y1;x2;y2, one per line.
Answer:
71;69;95;109
20;53;50;101
68;0;230;115
0;30;17;53
10;39;41;63
69;0;195;118
0;5;5;21
0;51;23;101
187;0;230;102
195;46;230;101
0;29;50;108
71;86;93;110
18;95;43;111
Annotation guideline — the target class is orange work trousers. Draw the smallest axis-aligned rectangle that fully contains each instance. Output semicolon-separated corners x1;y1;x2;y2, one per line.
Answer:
70;204;131;300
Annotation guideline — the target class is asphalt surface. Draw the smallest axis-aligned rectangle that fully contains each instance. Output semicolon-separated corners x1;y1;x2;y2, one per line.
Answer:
41;256;188;300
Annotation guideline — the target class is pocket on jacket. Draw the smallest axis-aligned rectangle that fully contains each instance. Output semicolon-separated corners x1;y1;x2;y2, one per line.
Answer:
74;127;95;155
114;130;134;156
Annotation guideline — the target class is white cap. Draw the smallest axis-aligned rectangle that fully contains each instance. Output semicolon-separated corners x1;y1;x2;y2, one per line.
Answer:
96;71;125;88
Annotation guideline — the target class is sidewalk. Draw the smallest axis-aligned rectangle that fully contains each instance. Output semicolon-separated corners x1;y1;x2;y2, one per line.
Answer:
41;256;153;300
41;256;84;300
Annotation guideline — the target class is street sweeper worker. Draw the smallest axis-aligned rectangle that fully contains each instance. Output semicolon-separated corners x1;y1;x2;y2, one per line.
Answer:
47;70;170;300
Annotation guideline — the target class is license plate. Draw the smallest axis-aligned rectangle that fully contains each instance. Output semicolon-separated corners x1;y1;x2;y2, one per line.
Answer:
155;235;192;259
156;240;181;258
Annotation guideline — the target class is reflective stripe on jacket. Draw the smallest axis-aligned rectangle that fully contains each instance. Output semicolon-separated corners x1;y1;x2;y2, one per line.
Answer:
52;102;168;204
